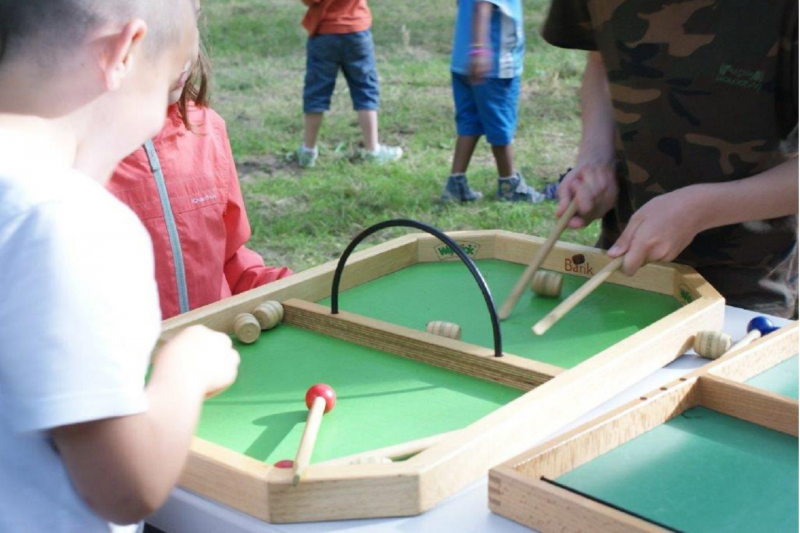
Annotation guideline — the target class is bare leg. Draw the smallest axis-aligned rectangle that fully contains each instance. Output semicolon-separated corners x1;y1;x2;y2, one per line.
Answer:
304;113;324;149
357;110;379;152
491;144;514;177
451;135;480;175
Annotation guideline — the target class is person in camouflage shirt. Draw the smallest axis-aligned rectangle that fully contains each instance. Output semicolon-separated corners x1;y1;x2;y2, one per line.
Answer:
543;0;798;317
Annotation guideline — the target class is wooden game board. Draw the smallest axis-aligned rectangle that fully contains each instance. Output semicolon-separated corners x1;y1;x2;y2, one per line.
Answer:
489;321;798;532
159;230;724;523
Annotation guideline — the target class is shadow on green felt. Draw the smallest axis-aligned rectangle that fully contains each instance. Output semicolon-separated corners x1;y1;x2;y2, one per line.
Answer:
245;410;307;461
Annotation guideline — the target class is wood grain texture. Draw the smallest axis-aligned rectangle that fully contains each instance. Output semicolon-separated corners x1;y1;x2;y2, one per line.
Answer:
490;322;798;533
489;468;663;533
706;322;798;383
283;298;560;390
159;231;725;523
697;375;799;436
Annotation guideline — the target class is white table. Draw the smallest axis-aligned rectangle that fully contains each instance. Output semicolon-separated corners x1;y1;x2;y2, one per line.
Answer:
150;306;789;533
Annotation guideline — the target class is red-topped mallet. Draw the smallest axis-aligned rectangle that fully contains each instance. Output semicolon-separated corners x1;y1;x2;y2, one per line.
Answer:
292;384;337;485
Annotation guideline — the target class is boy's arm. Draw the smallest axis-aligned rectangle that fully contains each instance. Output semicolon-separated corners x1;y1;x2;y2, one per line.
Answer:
608;157;799;275
52;326;240;525
469;2;494;84
556;51;618;228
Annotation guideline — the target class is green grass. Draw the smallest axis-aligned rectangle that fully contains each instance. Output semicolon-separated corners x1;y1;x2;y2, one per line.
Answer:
204;0;598;272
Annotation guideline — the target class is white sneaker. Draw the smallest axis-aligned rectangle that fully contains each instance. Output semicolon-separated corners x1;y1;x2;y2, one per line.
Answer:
363;144;403;164
297;145;318;168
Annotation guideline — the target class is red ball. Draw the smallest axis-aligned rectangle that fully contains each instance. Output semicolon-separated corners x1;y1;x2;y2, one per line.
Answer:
305;383;336;413
274;459;294;469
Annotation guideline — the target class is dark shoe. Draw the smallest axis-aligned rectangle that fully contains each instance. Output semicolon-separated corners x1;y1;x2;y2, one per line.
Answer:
441;174;483;202
496;173;544;203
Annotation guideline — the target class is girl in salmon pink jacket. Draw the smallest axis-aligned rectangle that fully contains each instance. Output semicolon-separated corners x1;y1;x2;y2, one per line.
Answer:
109;50;292;319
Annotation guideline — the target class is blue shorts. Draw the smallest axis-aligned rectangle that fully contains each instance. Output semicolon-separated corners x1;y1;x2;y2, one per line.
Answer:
451;73;520;146
303;30;380;113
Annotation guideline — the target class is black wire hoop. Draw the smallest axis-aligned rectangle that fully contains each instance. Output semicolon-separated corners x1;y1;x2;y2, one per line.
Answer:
330;219;503;357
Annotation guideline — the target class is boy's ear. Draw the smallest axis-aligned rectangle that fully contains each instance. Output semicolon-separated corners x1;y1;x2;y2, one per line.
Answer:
99;20;148;91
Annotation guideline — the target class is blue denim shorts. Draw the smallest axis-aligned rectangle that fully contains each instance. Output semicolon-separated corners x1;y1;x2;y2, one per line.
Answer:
452;73;520;146
303;30;380;113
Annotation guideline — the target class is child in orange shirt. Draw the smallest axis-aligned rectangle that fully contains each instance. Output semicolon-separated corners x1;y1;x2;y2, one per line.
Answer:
297;0;402;167
109;48;292;319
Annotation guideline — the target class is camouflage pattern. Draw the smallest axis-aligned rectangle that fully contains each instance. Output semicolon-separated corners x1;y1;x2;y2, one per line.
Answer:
543;0;798;317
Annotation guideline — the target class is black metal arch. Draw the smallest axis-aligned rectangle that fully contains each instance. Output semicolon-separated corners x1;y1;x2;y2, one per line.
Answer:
330;219;503;357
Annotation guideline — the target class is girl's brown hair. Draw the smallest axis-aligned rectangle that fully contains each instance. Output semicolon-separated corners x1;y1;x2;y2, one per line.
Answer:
176;42;211;129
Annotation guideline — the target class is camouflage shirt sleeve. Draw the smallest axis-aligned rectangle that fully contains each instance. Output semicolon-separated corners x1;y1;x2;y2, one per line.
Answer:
541;0;597;51
777;9;798;147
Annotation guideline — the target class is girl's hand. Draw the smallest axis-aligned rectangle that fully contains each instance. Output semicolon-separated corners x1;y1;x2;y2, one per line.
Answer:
556;162;618;228
155;325;240;398
608;187;705;275
469;51;492;85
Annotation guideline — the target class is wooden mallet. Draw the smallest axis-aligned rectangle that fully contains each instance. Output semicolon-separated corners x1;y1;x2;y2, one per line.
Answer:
292;383;337;485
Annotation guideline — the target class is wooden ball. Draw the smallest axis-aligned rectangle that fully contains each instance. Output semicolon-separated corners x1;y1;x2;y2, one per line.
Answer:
426;321;462;340
693;330;732;360
253;300;284;330
306;383;337;413
531;271;563;298
234;313;261;344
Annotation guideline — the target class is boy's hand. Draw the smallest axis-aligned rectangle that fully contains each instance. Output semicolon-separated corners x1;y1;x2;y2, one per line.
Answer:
608;187;704;275
469;52;492;84
556;162;618;228
156;325;240;398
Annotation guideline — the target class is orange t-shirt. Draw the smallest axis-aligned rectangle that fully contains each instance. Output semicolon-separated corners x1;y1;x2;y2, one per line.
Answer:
302;0;372;36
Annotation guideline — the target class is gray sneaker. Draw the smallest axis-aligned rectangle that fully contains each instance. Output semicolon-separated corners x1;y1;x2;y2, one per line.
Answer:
297;145;318;168
496;173;545;203
441;174;483;202
363;144;403;164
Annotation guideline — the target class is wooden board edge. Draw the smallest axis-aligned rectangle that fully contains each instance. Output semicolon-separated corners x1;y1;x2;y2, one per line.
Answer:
492;233;680;297
488;468;663;533
264;463;422;523
697;375;799;436
504;377;700;480
704;322;799;383
283;298;560;390
181;437;272;522
415;230;499;262
158;235;421;342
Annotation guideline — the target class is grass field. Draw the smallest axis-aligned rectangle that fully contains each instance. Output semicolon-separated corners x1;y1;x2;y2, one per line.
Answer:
204;0;599;272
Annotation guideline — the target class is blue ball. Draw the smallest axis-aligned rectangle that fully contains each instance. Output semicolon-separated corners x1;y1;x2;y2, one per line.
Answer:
747;316;775;335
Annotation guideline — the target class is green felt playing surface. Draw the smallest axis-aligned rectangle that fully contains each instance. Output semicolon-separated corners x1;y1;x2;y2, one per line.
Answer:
557;407;799;532
322;259;682;368
197;325;521;464
745;355;799;399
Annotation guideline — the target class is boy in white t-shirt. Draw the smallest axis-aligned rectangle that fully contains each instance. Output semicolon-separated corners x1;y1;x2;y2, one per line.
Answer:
0;1;240;531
